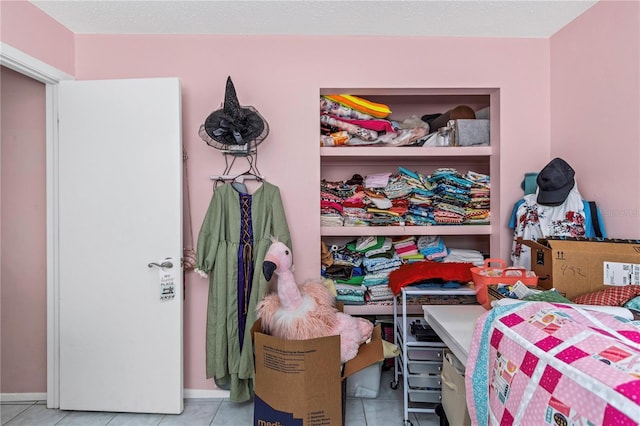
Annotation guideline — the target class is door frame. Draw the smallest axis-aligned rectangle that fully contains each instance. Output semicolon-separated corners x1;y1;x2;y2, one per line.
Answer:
1;42;73;408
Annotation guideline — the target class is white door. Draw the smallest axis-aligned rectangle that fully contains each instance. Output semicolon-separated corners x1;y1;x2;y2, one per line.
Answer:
57;78;183;414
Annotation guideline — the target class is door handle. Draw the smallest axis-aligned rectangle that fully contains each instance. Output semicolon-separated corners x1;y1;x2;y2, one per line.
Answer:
148;261;173;269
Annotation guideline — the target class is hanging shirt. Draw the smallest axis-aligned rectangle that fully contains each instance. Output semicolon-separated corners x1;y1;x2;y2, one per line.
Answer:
509;183;606;268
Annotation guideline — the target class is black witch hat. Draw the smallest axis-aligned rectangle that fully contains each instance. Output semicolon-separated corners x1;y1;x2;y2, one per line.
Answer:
199;76;269;151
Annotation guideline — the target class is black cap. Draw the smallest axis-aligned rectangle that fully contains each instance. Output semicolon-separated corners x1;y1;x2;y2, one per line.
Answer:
536;158;575;206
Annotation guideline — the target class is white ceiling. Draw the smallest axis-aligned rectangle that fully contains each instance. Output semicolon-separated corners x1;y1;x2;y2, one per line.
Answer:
29;0;598;38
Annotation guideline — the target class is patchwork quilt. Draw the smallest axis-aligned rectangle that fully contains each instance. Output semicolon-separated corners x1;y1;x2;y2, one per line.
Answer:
466;301;640;425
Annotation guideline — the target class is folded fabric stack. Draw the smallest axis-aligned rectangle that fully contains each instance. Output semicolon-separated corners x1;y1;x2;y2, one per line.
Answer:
417;235;449;261
319;167;490;227
320;190;344;227
322;244;366;305
320;95;434;147
335;284;367;305
442;248;485;267
365;284;395;302
362;271;394;303
426;168;491;225
349;236;394;258
321;236;486;306
361;255;403;274
392;236;423;262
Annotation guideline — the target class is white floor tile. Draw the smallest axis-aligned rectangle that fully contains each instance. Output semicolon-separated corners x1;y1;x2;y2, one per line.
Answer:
55;410;115;425
2;404;69;426
3;376;448;426
1;404;31;425
209;400;253;426
107;412;166;425
159;400;220;426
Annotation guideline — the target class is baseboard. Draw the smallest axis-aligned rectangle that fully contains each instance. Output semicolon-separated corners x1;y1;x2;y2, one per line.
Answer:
183;388;230;400
1;393;47;403
1;389;230;404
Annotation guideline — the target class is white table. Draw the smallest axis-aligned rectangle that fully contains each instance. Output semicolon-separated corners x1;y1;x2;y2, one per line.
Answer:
422;305;487;366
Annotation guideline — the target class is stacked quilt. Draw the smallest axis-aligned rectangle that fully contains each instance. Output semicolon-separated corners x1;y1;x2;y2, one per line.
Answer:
466;301;640;425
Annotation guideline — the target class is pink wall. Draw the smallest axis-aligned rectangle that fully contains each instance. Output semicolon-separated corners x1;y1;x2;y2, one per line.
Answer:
1;66;47;393
0;0;75;76
2;0;638;395
550;0;640;238
72;34;550;390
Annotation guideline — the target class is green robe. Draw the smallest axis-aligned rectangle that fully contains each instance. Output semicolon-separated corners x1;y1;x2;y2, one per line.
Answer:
196;182;291;402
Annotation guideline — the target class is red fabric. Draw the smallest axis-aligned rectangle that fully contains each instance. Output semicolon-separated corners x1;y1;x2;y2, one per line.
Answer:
388;261;474;295
572;285;640;306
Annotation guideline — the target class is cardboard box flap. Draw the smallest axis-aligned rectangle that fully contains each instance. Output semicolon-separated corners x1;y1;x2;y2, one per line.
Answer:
342;324;384;380
544;238;640;255
518;238;550;251
250;318;262;337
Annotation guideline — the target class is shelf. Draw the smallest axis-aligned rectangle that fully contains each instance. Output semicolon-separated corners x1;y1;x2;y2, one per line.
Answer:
321;225;491;237
321;145;492;159
396;321;447;348
320;88;496;425
402;287;477;297
343;303;424;316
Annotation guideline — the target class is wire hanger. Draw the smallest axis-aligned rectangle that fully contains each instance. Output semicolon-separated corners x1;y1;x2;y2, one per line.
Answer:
210;150;264;192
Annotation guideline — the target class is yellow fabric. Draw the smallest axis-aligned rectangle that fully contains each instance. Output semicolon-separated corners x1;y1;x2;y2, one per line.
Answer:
325;94;392;118
366;208;401;216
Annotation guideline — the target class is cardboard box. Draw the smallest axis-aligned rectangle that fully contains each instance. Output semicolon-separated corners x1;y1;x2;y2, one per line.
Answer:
252;321;384;426
441;350;471;426
520;238;640;299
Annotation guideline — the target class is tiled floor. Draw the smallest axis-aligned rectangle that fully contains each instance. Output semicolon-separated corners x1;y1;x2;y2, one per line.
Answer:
1;370;441;426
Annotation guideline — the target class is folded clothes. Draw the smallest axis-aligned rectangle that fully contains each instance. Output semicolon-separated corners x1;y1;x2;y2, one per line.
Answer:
336;294;366;305
410;281;462;290
362;272;390;287
367;283;394;295
323;264;353;279
335;275;365;286
443;248;485;266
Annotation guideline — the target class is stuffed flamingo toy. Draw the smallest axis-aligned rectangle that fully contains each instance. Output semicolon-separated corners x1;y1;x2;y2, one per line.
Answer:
257;239;374;363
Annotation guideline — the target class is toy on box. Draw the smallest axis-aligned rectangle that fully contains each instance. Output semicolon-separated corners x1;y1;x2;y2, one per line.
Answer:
256;238;374;363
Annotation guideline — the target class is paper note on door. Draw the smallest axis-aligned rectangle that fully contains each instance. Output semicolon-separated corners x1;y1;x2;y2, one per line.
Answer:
158;258;177;301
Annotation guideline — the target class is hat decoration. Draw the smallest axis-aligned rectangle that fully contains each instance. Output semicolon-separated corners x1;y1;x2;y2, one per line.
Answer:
199;76;269;153
536;157;575;206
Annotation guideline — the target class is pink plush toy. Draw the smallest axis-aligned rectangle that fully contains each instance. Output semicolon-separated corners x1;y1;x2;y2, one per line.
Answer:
256;239;374;363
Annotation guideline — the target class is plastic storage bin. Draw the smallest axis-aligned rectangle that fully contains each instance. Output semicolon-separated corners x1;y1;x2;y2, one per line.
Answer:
345;361;383;398
470;258;538;309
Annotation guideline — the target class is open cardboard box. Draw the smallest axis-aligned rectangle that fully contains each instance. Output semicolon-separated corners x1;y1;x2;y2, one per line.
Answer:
251;320;384;426
519;238;640;299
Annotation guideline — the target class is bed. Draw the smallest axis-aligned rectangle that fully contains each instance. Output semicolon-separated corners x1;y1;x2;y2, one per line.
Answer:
465;301;640;425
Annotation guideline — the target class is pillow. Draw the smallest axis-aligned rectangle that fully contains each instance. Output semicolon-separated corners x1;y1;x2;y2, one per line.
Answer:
523;290;573;304
572;285;640;306
624;295;640;311
324;94;392;119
